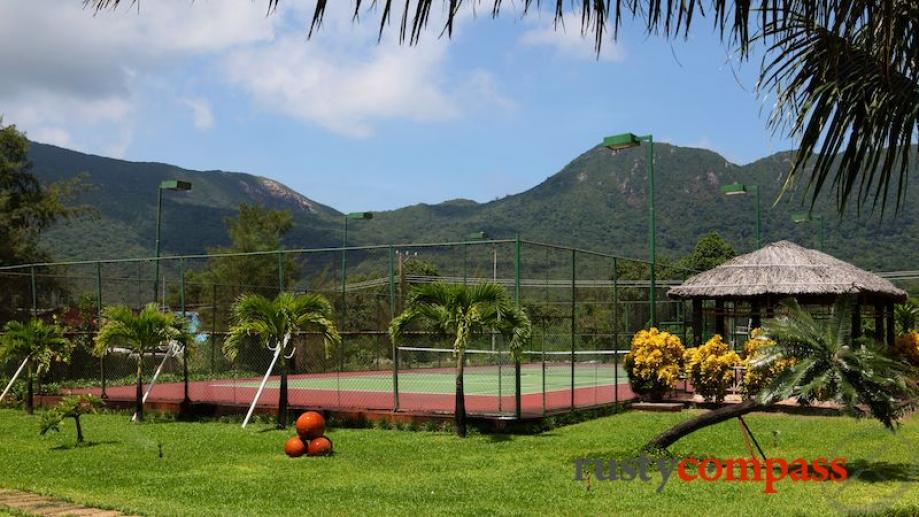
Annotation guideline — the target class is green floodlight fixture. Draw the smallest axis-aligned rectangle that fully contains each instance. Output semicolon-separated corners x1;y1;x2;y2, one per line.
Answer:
466;231;490;240
160;180;192;192
721;182;762;250
153;179;192;305
792;212;826;250
602;132;642;151
346;211;373;220
721;182;748;196
602;131;657;326
791;212;810;224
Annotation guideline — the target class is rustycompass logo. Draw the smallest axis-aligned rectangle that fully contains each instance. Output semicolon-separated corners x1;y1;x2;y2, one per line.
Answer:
574;454;848;494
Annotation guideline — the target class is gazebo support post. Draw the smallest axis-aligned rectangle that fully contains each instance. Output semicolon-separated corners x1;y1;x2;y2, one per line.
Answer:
750;300;761;330
692;299;703;346
714;300;726;337
885;303;895;347
874;303;885;342
851;300;862;339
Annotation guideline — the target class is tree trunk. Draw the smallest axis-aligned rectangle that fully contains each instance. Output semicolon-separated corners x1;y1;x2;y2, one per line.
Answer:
182;345;190;404
134;351;144;422
74;415;84;444
455;351;466;437
277;353;288;429
25;361;33;416
646;399;763;450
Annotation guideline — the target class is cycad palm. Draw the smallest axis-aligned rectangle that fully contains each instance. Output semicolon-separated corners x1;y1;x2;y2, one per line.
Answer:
0;319;72;415
648;298;917;450
390;282;531;437
224;292;340;429
94;303;184;422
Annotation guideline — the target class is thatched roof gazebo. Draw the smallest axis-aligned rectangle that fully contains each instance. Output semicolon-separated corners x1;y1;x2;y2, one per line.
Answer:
668;241;907;346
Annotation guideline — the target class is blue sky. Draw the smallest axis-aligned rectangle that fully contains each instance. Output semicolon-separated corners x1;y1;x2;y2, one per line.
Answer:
1;1;792;212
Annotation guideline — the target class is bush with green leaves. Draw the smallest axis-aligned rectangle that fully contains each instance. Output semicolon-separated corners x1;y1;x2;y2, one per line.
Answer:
40;395;104;444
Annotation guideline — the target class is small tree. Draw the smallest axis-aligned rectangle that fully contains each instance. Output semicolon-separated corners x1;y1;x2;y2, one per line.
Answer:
94;304;184;422
390;283;531;437
40;395;104;444
646;298;918;451
224;292;340;429
0;319;72;415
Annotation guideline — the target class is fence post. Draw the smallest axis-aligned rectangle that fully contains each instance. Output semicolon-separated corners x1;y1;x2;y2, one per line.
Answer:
96;261;106;399
514;234;522;419
570;248;576;410
389;245;399;411
612;257;618;406
29;265;37;317
211;283;217;372
278;252;286;292
180;258;190;405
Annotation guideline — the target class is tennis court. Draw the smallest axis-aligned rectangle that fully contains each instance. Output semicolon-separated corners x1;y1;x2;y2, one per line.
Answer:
85;353;637;417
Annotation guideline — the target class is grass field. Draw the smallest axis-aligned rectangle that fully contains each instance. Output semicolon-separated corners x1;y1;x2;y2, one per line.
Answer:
214;363;629;396
0;409;917;516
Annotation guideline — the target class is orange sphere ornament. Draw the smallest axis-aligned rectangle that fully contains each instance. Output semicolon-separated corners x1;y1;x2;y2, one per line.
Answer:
307;436;333;457
284;436;307;458
296;411;326;440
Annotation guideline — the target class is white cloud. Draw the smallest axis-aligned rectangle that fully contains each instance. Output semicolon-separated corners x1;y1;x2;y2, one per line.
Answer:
222;3;509;138
182;98;215;130
520;25;626;62
0;1;275;153
28;127;73;148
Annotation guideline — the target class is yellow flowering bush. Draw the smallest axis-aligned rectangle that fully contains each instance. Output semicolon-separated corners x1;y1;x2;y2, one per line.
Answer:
624;328;685;401
683;335;741;402
742;328;796;397
893;332;919;366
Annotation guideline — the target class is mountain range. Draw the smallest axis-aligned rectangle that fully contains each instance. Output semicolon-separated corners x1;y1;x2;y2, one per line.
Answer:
27;141;919;272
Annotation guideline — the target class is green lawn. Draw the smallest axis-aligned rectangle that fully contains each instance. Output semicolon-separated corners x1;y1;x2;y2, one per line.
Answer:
0;409;916;516
214;363;628;395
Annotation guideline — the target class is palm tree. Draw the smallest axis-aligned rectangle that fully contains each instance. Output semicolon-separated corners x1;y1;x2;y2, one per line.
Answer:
0;319;72;415
223;292;340;429
89;1;919;213
93;303;184;422
390;282;531;437
647;298;918;450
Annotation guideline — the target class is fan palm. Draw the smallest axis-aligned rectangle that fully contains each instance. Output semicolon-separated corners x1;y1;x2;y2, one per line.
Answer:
88;1;919;213
389;282;531;437
0;319;72;415
93;303;184;422
894;299;919;333
223;292;340;429
647;297;917;450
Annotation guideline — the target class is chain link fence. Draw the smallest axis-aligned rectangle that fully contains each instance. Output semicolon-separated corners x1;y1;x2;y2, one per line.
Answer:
0;238;699;417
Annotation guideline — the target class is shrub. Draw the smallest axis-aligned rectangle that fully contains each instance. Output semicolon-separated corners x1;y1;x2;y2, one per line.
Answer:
683;335;741;402
742;328;796;397
624;328;684;401
893;332;919;366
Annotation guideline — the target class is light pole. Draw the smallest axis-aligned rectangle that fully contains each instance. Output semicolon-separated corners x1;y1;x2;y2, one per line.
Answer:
464;231;490;285
792;213;825;250
341;211;373;317
721;182;762;250
602;132;657;327
153;180;192;305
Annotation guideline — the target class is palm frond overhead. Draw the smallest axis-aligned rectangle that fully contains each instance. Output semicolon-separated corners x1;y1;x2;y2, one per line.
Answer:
86;1;919;212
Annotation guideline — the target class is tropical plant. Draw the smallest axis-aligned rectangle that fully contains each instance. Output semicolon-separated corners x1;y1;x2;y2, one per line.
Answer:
389;282;531;437
647;298;918;451
742;327;797;396
894;299;919;334
893;332;919;366
623;328;684;402
93;304;185;422
224;292;340;429
0;319;72;415
39;394;104;444
88;2;919;212
683;335;741;403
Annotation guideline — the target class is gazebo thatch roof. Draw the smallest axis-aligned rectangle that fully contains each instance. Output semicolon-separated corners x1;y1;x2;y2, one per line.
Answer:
668;241;907;303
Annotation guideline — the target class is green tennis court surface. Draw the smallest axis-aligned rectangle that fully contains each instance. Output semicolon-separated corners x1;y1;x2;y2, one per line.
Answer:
214;363;629;396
